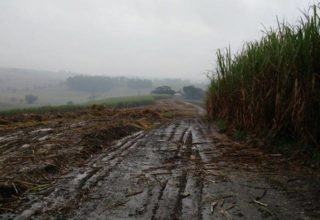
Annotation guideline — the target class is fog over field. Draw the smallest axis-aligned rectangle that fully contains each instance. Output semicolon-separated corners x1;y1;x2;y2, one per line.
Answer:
0;0;312;79
0;0;314;110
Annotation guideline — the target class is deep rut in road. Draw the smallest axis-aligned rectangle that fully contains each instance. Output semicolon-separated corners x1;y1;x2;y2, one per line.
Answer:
6;119;320;219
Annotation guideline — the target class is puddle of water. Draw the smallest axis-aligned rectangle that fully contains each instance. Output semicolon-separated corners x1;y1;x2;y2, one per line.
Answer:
43;143;55;148
0;131;24;141
70;121;86;128
0;135;16;143
22;144;30;148
39;135;50;141
73;173;88;185
30;128;52;134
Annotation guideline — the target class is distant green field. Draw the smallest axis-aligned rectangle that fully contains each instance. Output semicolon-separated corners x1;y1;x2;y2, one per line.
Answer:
0;95;169;116
172;96;205;108
182;98;205;107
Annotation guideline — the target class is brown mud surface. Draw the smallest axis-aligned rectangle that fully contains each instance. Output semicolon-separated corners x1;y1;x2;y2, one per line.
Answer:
0;100;197;212
0;99;319;219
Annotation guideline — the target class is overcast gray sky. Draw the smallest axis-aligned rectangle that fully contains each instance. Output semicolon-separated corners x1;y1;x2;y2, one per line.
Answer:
0;0;314;80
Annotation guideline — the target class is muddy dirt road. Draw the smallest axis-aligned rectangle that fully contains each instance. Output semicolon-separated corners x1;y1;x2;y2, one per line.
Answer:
0;101;319;219
2;115;318;219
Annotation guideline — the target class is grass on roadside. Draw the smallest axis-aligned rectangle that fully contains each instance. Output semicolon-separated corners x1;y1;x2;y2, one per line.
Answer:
215;119;227;133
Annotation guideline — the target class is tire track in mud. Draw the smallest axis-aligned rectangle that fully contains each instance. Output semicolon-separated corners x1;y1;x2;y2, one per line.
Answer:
14;131;148;219
8;118;320;219
150;123;190;220
173;130;192;219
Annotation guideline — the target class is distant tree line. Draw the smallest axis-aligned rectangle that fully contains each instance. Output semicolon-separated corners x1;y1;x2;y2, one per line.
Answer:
150;85;205;99
66;75;152;92
127;78;152;89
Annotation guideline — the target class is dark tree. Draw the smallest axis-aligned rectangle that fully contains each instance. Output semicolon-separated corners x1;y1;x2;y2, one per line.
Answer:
151;86;175;95
25;94;38;104
183;86;205;99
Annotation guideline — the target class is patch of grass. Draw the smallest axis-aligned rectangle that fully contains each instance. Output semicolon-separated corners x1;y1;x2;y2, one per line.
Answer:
183;98;205;107
129;119;153;130
233;128;247;141
29;184;50;192
206;4;320;153
301;142;320;161
0;95;169;116
215;119;227;132
311;150;320;161
269;136;298;155
162;112;174;119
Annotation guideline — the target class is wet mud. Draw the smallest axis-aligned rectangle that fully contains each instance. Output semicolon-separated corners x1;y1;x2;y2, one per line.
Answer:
1;117;319;219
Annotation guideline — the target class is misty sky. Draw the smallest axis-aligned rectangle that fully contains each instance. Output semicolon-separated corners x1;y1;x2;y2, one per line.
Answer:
0;0;314;80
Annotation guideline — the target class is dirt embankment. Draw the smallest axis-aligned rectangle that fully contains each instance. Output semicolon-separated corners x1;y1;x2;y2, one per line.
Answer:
0;99;197;211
